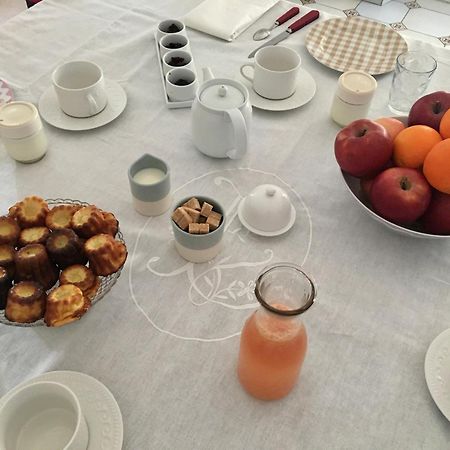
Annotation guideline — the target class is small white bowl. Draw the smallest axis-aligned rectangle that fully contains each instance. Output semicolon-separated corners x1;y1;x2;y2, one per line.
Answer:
238;184;296;237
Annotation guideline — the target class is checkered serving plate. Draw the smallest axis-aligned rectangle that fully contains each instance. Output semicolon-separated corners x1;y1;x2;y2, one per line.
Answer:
306;17;408;75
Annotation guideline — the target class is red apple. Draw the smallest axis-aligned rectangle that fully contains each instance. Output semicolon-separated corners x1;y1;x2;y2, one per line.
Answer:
408;91;450;131
360;177;374;199
421;190;450;235
375;117;405;140
370;167;432;225
335;119;393;178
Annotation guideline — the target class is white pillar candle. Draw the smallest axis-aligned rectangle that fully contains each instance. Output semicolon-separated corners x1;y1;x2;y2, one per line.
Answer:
133;168;166;185
330;70;377;127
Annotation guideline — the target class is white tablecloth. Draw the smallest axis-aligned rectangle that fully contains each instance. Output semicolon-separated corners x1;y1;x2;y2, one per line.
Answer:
1;1;450;448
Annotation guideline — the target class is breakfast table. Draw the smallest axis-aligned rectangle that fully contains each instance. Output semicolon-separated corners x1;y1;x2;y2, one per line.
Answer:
1;0;450;448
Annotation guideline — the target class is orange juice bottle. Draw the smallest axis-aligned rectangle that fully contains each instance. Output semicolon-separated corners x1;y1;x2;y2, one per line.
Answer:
237;263;316;401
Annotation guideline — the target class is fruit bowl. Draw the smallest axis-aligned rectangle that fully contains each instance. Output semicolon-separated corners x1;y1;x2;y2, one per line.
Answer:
340;169;449;239
0;198;126;327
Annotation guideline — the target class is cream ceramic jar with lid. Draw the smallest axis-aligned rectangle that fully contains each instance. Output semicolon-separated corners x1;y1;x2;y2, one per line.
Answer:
330;70;377;127
0;101;48;163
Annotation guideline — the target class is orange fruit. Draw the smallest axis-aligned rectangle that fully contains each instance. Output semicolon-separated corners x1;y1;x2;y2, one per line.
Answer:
393;125;442;168
423;139;450;194
439;108;450;139
375;117;405;140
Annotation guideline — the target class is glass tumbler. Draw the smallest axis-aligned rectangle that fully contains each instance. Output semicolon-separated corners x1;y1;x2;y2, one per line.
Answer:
388;51;437;115
237;263;316;401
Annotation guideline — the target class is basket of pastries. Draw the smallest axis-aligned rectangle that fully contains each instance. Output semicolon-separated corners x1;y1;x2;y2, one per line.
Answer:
0;196;127;327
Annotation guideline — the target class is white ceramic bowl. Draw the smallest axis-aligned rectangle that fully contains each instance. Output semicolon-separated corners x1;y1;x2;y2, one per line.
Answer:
238;184;296;237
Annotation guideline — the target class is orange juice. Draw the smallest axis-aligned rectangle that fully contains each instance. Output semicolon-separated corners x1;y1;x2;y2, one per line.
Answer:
237;308;307;400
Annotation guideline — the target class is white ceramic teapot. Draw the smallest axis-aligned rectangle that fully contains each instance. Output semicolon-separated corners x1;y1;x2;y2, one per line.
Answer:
191;68;252;159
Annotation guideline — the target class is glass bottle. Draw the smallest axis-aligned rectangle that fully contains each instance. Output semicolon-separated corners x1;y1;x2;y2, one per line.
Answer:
237;263;316;400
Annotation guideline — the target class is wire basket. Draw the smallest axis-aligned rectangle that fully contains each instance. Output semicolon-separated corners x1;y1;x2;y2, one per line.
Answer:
0;198;126;327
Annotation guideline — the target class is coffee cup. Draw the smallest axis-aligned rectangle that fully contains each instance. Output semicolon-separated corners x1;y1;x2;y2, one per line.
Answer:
159;34;189;58
162;50;194;76
165;68;198;102
240;46;301;100
0;381;89;450
156;19;186;41
52;60;108;118
128;153;172;216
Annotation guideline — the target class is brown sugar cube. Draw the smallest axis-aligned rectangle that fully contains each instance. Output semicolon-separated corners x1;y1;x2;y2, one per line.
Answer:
188;223;200;234
200;202;214;218
206;211;222;231
198;223;209;234
184;207;201;223
183;197;201;211
171;207;193;230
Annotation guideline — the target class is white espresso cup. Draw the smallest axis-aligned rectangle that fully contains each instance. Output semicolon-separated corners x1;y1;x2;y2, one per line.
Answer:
0;381;89;450
159;34;189;58
156;19;186;41
240;46;301;100
165;68;198;102
52;60;108;118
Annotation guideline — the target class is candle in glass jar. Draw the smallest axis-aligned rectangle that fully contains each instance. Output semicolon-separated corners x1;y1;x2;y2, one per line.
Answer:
330;70;377;127
133;167;166;185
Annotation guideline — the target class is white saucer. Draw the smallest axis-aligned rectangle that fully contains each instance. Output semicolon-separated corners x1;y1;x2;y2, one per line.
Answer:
237;197;296;237
38;79;127;131
425;328;450;422
238;69;316;112
0;371;123;449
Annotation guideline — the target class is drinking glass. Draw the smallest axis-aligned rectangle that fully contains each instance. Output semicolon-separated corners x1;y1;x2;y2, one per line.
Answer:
237;263;316;400
388;51;437;115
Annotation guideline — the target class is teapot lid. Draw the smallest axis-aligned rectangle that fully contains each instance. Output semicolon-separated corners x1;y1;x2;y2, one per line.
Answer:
200;82;245;110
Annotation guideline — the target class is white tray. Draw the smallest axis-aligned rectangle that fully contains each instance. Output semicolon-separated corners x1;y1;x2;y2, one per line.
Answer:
154;31;197;109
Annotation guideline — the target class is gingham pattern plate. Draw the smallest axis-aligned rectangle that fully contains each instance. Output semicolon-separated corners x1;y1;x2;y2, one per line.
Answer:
306;17;408;75
0;79;13;105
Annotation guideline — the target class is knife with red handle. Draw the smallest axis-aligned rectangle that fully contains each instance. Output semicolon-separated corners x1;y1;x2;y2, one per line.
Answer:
248;10;320;58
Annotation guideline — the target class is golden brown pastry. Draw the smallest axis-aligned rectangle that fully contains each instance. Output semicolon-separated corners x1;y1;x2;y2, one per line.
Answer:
71;206;106;238
18;227;50;247
101;211;118;237
9;196;49;228
0;244;16;279
0;266;12;309
59;264;100;299
0;216;20;246
14;244;59;290
46;229;86;269
44;284;90;327
5;281;46;323
84;233;127;276
45;204;80;231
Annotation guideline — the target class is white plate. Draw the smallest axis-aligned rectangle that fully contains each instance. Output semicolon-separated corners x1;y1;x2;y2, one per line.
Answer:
0;79;13;105
237;197;296;237
38;79;127;131
238;68;316;112
0;371;123;449
425;328;450;422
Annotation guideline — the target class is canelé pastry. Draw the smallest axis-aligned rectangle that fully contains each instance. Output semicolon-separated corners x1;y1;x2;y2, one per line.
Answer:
0;216;20;246
0;244;16;279
5;281;46;323
44;284;90;327
18;227;50;247
71;206;106;238
9;196;49;228
46;229;87;269
15;244;59;290
0;266;12;309
101;211;118;237
59;265;100;299
45;205;80;230
84;233;127;276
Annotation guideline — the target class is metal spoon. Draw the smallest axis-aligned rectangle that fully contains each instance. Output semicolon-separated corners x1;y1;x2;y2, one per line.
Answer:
253;7;300;41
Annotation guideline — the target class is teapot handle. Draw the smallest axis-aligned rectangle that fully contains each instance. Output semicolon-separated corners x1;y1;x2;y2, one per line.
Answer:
224;108;247;159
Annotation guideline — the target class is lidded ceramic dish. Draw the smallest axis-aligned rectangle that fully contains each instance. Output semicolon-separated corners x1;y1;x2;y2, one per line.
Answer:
238;184;296;236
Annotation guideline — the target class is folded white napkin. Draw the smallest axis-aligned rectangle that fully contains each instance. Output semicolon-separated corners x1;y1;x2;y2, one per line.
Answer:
184;0;278;41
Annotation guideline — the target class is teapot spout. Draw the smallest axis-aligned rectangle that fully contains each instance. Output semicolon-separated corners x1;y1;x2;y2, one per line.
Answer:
202;67;215;82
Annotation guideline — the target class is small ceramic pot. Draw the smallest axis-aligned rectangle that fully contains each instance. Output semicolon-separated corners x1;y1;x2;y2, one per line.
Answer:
171;196;225;263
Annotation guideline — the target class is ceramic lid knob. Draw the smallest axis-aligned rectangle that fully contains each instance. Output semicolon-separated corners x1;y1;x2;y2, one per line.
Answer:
200;81;245;110
218;85;227;97
266;187;276;197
